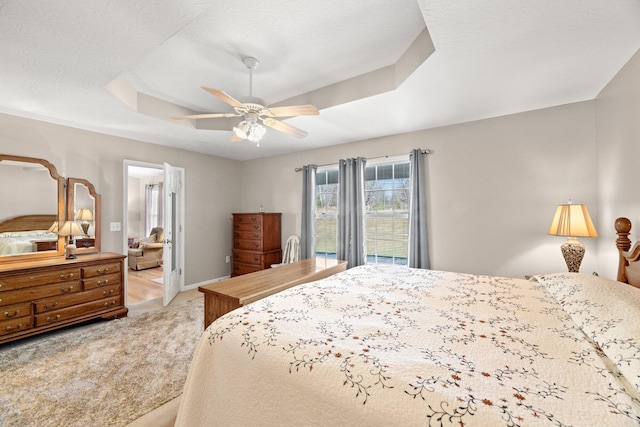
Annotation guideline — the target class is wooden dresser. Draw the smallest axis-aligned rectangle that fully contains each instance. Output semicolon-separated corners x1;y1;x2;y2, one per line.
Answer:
0;252;127;344
232;213;281;277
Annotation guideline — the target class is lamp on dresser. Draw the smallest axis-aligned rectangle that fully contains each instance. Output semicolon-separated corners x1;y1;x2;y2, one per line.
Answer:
57;221;83;259
47;221;58;233
548;201;598;273
75;208;93;236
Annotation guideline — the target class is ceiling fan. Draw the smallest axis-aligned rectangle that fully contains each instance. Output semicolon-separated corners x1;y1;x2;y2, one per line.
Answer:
171;57;319;144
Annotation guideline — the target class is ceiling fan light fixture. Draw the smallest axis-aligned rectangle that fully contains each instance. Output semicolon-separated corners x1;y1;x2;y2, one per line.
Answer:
247;123;266;143
233;120;250;139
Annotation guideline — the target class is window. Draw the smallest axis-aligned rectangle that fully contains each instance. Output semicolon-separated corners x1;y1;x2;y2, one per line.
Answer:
314;158;410;266
145;183;163;235
315;168;339;263
365;160;410;265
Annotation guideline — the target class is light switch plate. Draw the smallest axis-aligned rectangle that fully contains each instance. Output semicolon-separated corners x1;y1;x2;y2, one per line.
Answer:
110;222;121;231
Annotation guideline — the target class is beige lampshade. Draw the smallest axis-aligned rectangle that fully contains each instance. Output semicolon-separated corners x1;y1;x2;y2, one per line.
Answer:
548;203;598;238
75;208;93;221
47;221;58;233
57;221;84;237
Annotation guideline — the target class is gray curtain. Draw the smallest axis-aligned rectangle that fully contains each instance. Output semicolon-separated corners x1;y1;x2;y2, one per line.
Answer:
408;149;429;268
300;164;317;260
337;157;367;269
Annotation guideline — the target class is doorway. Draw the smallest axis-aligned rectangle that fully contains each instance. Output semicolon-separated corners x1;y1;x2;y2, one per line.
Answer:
123;160;185;306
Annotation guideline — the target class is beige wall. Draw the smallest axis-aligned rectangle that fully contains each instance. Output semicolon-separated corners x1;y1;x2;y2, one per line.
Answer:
4;48;639;283
240;101;597;278
0;114;242;285
595;48;640;279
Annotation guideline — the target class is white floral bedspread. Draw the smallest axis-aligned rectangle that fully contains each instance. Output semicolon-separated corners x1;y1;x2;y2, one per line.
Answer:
176;265;640;426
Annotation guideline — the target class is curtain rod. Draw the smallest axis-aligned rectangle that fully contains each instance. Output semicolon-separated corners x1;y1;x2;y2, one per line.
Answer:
294;149;432;172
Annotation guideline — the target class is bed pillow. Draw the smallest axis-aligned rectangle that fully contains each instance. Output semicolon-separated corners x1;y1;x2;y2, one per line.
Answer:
533;272;640;395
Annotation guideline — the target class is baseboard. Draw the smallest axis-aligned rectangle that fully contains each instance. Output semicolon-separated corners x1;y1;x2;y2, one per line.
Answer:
183;275;231;291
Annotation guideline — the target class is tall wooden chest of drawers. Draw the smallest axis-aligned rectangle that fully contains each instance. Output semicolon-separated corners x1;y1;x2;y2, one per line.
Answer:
232;213;281;277
0;252;127;344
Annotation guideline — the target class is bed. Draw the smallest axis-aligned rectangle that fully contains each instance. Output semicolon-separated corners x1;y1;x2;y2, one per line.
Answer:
175;218;640;426
0;214;58;255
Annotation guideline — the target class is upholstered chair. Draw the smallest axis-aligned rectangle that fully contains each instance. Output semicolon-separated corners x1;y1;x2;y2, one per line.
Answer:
127;227;164;270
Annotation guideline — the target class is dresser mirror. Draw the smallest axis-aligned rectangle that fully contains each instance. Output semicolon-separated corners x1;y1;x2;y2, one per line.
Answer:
0;154;65;262
67;178;101;254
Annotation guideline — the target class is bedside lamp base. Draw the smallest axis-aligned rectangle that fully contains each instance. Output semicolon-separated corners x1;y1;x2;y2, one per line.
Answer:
561;237;584;273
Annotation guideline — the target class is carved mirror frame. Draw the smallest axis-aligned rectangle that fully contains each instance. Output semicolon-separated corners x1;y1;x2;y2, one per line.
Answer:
67;178;101;254
0;154;65;262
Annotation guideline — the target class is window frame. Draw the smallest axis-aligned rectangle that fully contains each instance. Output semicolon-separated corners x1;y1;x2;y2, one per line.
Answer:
364;155;410;266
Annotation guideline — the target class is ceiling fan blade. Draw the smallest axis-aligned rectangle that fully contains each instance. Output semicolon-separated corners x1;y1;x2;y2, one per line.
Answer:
262;118;308;138
171;112;240;120
202;87;246;109
265;104;319;117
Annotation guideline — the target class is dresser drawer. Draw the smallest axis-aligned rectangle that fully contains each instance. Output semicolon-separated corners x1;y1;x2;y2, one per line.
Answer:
232;262;262;276
233;230;263;241
35;284;121;313
0;280;80;307
234;239;264;251
0;268;80;291
233;222;263;232
233;251;263;266
0;316;33;336
2;302;32;320
83;273;120;290
233;214;264;225
35;297;121;327
82;262;121;278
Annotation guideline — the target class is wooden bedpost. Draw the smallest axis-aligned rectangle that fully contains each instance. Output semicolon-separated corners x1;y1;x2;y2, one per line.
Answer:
615;217;632;283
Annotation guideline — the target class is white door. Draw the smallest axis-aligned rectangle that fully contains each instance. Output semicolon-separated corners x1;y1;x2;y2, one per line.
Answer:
162;162;184;306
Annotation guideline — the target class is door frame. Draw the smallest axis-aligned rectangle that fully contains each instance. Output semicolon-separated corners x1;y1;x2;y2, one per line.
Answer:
122;159;185;306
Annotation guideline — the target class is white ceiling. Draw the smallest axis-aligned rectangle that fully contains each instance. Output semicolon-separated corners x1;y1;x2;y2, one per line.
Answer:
1;1;639;161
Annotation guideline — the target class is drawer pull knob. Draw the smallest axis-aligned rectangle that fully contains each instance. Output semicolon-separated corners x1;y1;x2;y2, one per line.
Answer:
4;310;18;317
47;315;61;322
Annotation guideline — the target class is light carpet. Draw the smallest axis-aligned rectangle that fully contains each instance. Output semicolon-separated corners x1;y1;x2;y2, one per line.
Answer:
0;294;204;427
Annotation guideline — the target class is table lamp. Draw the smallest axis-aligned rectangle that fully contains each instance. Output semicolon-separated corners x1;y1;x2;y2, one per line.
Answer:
548;202;598;272
57;221;84;259
75;208;93;236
